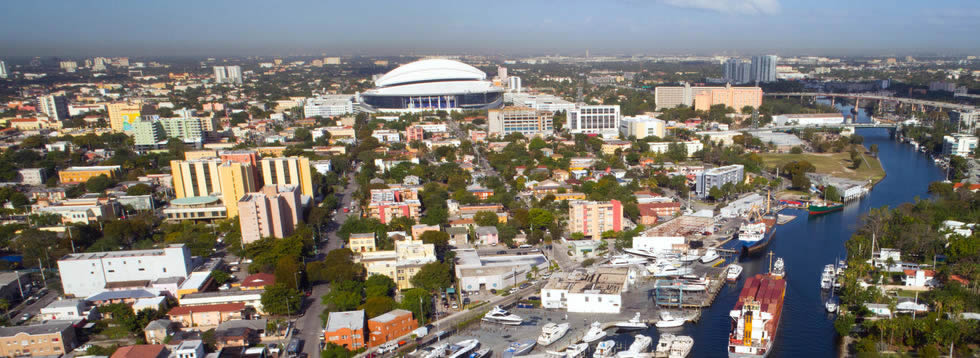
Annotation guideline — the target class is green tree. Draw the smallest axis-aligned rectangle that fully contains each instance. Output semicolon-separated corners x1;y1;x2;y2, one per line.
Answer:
528;208;554;230
307;249;365;284
790;146;803;154
420;230;451;260
409;262;452;292
210;270;232;285
260;284;303;316
364;274;396;298
125;183;154;196
400;288;433;324
359;296;398;318
473;211;499;227
274;256;302;289
85;174;114;193
824;186;841;202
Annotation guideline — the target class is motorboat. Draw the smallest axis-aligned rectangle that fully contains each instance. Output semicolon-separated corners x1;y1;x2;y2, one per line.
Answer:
655;311;685;328
613;312;647;331
647;264;692;278
423;344;449;358
654;333;674;357
469;348;491;358
726;264;743;282
820;264;836;290
593;340;616;358
678;253;700;263
825;296;839;313
537;322;570;346
581;321;607;343
562;343;589;358
622;248;659;258
699;249;720;263
771;257;785;278
606;254;648;267
615;334;652;358
502;340;536;358
483;306;523;325
668;335;693;358
447;340;480;358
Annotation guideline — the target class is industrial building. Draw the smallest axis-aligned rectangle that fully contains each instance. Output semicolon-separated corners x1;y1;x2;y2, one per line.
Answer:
454;249;549;293
57;244;193;297
541;268;635;314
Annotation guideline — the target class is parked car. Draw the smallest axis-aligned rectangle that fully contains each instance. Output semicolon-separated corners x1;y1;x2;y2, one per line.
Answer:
519;283;531;289
508;288;518;294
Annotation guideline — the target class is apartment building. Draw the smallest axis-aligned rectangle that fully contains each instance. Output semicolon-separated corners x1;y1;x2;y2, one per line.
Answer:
0;322;78;357
107;102;142;132
695;165;745;198
324;310;366;350
258;157;313;198
488;106;554;137
567;105;621;138
170;159;258;218
620;115;666;139
655;83;762;111
367;309;418;347
355;237;436;290
57;244;192;297
237;185;303;244
568;200;623;239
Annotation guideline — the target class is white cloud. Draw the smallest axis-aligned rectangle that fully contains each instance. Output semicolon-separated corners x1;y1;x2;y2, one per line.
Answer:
659;0;781;15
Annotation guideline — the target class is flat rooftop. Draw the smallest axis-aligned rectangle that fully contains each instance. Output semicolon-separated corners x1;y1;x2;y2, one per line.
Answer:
544;268;629;295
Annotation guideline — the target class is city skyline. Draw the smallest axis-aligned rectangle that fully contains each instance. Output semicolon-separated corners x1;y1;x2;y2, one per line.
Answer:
1;0;978;57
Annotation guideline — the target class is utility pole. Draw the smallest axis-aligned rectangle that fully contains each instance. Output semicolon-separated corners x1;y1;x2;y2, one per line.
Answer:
15;271;23;299
38;258;46;284
67;226;76;253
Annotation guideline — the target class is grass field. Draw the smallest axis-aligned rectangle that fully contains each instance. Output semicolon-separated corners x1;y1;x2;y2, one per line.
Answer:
760;146;885;183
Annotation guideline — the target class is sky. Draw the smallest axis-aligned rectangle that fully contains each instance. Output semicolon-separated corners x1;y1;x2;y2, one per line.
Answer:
1;0;978;57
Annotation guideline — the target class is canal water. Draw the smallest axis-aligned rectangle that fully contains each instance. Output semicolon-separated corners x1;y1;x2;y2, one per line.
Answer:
619;104;945;356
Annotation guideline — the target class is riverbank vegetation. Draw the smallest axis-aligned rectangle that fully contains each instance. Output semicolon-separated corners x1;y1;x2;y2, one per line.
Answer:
833;182;980;356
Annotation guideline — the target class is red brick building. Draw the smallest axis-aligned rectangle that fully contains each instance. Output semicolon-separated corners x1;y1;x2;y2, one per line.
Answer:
367;309;418;347
324;310;366;350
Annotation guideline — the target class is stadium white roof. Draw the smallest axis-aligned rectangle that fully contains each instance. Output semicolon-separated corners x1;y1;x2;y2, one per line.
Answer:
363;80;501;97
375;59;486;87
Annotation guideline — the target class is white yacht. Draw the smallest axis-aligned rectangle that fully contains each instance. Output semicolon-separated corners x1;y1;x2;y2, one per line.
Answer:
483;306;523;325
613;312;647;331
593;340;617;358
622;248;659;258
726;264;743;282
771;257;786;278
447;340;480;358
423;344;449;358
655;311;685;328
562;343;589;358
654;333;674;357
678;253;700;263
699;249;720;263
820;264;836;290
537;322;570;346
606;254;648;267
825;296;839;313
668;335;693;358
581;321;607;343
616;334;652;358
502;340;536;358
647;264;692;277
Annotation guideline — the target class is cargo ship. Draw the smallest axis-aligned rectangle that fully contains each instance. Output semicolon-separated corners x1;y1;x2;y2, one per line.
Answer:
807;201;844;215
728;274;786;357
736;217;776;255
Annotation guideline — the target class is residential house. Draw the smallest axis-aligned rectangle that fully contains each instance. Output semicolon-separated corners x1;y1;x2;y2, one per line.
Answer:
167;303;246;328
475;226;499;246
111;344;168;358
144;319;175;344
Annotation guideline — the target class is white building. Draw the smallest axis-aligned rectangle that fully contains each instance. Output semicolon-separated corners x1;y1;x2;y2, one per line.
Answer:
0;60;7;78
541;268;633;314
38;95;69;121
567;105;621;138
950;110;980;132
175;340;205;358
773;113;845;127
39;299;97;321
504;93;576;113
648;141;704;157
631;236;685;254
508;76;522;93
178;290;265;313
213;66;242;85
57;244;193;297
371;130;401;143
620;115;665;139
943;134;978;157
454;249;549;293
304;95;354;117
695;165;744;199
18;168;46;186
720;193;765;218
903;269;935;288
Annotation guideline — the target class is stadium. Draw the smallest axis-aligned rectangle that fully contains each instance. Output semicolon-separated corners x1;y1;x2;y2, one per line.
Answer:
359;59;504;113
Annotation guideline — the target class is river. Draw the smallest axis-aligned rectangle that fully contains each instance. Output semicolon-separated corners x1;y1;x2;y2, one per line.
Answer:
624;104;945;356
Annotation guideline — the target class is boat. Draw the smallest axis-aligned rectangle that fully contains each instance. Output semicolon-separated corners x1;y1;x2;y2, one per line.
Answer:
616;334;652;357
647;264;692;277
808;201;844;215
614;312;647;331
654;333;674;357
606;254;648;267
737;219;777;255
447;340;480;358
678;253;700;263
655;311;685;328
622;248;659;258
593;340;616;358
771;258;785;278
825;296;839;313
502;340;536;358
423;344;449;358
537;322;570;346
700;248;720;263
483;306;523;325
820;265;835;290
581;321;607;343
728;274;786;357
726;264;743;282
469;349;491;358
669;336;693;358
562;343;589;358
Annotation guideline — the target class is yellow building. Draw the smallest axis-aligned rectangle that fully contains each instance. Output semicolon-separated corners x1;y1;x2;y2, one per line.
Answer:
256;146;287;157
219;161;258;218
184;150;218;160
349;233;377;253
107;102;142;132
259;156;313;197
170;159;257;218
355;239;436;290
58;165;121;184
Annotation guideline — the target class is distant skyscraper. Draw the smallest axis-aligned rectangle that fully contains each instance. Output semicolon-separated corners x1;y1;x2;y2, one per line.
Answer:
508;76;522;93
38;95;69;121
723;58;751;84
0;60;7;79
750;55;778;83
213;65;242;85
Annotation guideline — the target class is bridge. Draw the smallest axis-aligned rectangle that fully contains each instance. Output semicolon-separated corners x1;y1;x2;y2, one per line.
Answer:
740;122;899;133
765;92;978;112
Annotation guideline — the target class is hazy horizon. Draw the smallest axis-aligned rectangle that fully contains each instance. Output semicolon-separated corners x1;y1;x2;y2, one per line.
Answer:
1;0;979;58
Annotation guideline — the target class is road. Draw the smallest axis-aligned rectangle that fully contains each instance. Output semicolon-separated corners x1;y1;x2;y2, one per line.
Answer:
296;173;359;357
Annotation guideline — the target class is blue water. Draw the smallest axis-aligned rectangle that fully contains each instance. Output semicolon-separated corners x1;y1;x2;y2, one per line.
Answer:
616;104;944;357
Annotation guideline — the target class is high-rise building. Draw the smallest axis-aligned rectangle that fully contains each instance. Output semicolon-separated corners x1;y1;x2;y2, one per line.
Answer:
723;58;751;84
620;115;666;139
696;165;745;198
487;106;553;137
107;102;142;132
0;60;7;78
655;83;762;111
238;185;303;244
567;105;621;138
213;65;243;85
38;95;69;121
943;134;979;157
133;117;204;148
59;61;78;72
259;157;313;198
132;120;165;147
568;200;623;239
508;76;522;93
750;55;778;83
218;161;258;218
170;158;258;218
